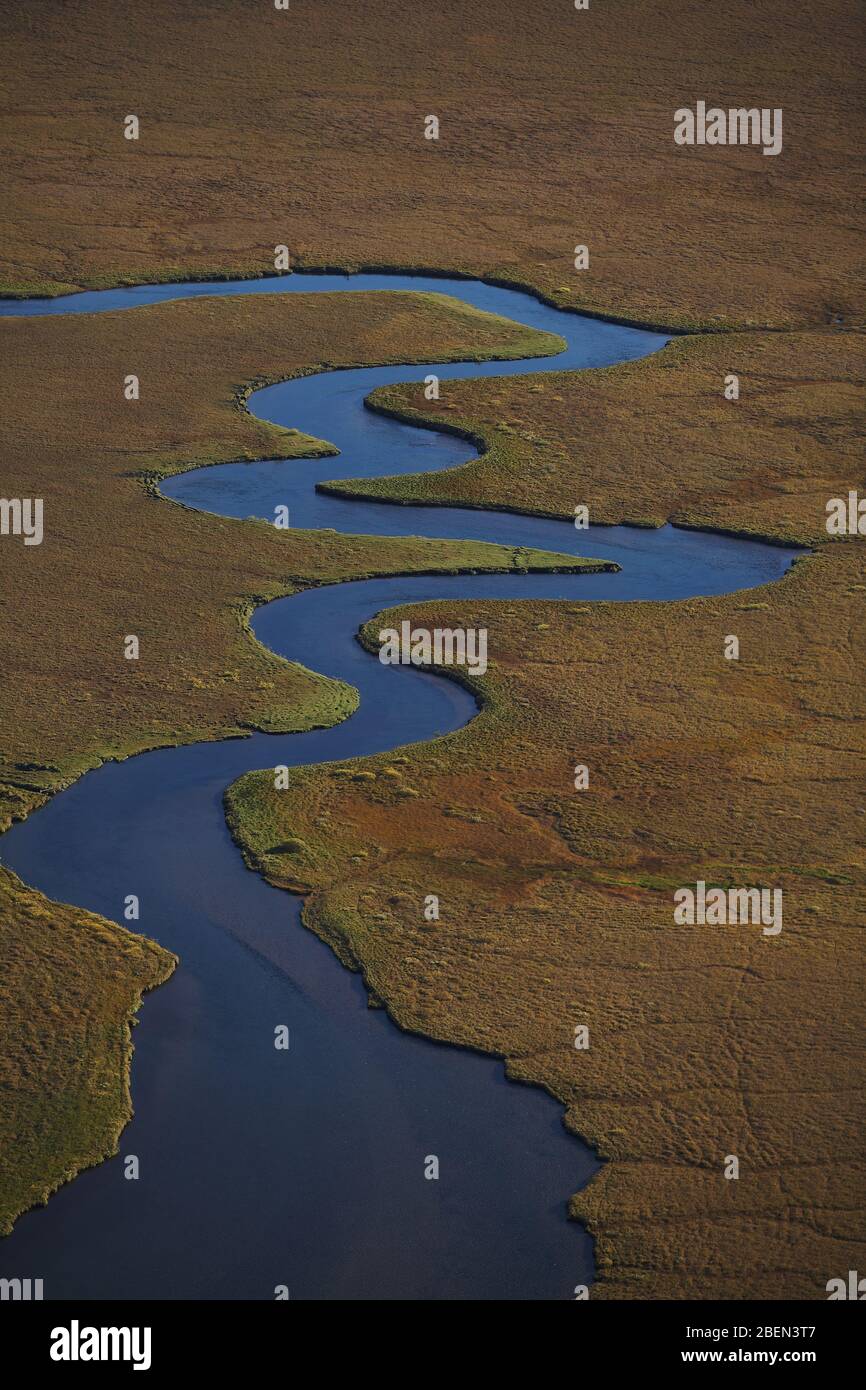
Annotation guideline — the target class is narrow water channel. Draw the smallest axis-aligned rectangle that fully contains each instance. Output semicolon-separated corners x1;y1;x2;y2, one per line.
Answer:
0;274;799;1298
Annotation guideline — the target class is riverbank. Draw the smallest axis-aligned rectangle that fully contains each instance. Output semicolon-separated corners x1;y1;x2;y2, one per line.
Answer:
326;329;865;548
1;270;861;1294
217;296;864;1298
0;0;862;330
228;541;864;1299
0;288;588;1239
0;867;175;1237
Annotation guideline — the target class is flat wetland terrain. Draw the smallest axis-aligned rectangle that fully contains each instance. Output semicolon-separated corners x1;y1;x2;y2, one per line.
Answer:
0;0;863;1298
229;542;865;1298
0;291;582;1233
0;0;862;330
347;332;865;547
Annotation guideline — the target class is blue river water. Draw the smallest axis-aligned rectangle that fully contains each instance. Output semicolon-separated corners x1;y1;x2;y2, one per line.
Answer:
0;273;800;1299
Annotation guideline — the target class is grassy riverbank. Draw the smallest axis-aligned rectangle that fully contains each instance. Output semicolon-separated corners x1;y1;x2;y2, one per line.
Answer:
325;330;865;548
0;290;584;1235
1;0;862;1300
224;327;865;1299
0;867;176;1236
0;0;862;331
0;290;564;835
227;540;865;1299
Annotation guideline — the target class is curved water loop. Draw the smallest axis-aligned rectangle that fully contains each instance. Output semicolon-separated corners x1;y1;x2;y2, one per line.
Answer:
0;274;800;1299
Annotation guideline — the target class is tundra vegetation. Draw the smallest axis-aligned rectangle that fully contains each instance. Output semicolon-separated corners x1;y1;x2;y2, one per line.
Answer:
329;332;865;548
0;0;863;1298
0;0;862;331
228;541;864;1299
0;291;587;1234
224;287;866;1306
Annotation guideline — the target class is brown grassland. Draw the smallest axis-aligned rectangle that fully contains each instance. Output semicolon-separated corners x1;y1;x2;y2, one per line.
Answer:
225;325;866;1296
0;868;175;1237
228;537;864;1299
329;330;866;547
0;0;863;331
0;0;863;1297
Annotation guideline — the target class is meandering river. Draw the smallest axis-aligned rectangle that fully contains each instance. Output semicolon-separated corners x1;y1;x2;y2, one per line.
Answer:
0;274;799;1298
